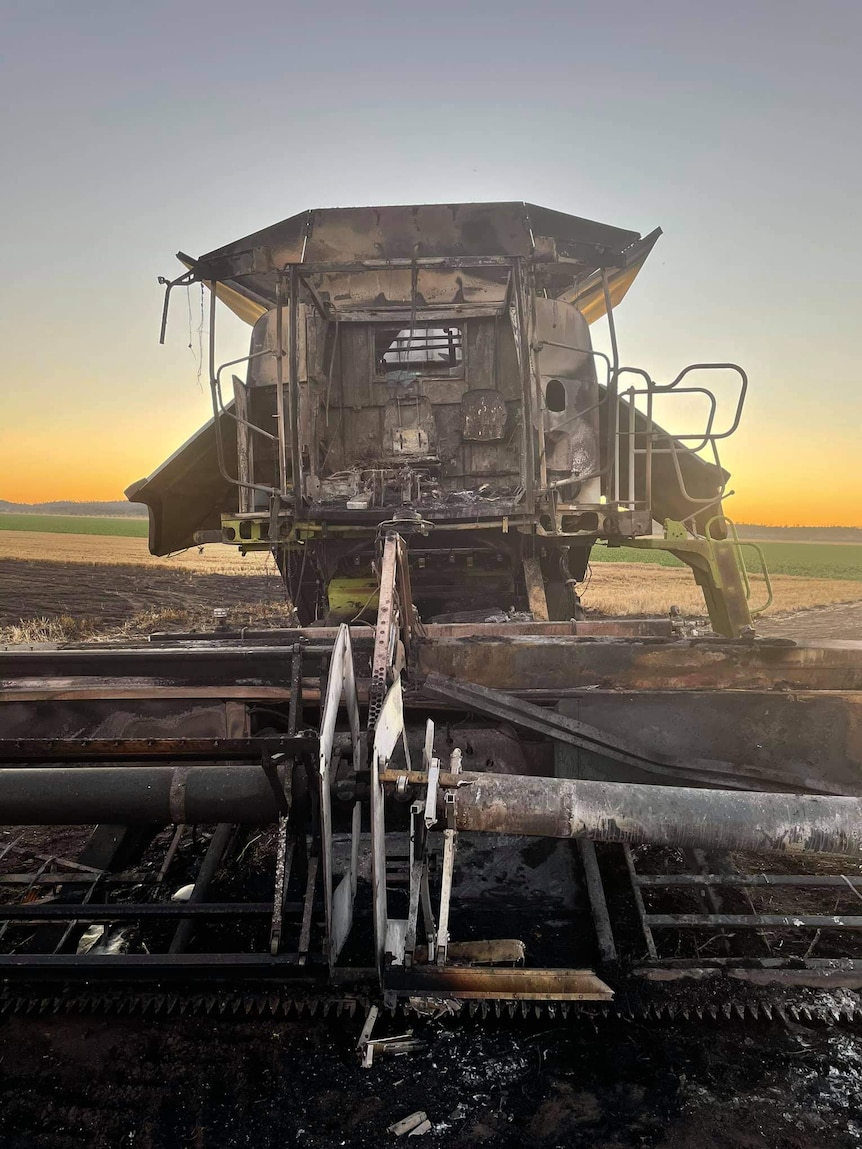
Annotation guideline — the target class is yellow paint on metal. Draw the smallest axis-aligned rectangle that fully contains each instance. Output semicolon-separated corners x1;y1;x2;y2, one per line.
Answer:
558;229;661;324
326;576;380;621
178;256;267;327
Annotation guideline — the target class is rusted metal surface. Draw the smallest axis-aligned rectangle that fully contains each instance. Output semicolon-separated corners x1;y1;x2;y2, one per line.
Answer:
461;388;508;441
424;619;674;638
0;642;337;726
554;689;862;796
0;696;249;740
522;557;549;621
421;671;862;794
0;644;330;681
412;939;527;966
191;203;644;302
384;965;613;1001
0;736;315;763
449;770;862;857
368;534;403;729
0;686;308;704
428;673;739;786
577;839;617;964
415;635;862;692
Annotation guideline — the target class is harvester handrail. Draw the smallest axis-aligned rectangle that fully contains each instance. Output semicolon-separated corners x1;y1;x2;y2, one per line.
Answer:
214;351;279;443
653;362;748;441
617;362;747;444
664;435;725;505
208;348;281;501
620;383;719;453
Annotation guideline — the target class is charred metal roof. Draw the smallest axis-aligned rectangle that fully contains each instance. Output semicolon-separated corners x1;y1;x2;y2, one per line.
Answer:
178;202;660;326
198;201;641;266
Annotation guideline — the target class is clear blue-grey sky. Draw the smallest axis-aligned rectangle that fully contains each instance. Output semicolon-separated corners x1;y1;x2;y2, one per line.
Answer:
1;0;860;522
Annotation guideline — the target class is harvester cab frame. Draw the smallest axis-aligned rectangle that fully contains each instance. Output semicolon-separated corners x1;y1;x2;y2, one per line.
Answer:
142;202;763;637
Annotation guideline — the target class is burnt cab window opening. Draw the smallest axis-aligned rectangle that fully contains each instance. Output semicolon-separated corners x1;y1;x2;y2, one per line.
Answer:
376;326;463;374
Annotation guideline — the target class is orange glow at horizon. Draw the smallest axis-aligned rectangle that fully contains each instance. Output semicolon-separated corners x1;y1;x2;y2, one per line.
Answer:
3;430;860;529
3;1;861;536
0;416;204;507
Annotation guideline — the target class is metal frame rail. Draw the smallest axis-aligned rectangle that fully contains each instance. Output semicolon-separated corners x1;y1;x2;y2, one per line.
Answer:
0;727;324;977
576;842;862;991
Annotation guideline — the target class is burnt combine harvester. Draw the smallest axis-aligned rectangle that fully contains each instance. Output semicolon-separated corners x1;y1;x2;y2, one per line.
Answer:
3;203;862;1023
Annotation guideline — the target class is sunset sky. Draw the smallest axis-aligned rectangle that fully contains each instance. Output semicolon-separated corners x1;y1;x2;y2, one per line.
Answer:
1;0;860;525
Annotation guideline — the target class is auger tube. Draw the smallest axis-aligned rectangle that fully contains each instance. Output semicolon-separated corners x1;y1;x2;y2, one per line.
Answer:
5;763;862;857
451;772;862;857
0;765;290;825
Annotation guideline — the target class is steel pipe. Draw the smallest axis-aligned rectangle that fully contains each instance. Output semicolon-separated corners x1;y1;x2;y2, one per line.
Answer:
451;771;862;858
7;762;862;858
170;820;235;953
0;765;289;824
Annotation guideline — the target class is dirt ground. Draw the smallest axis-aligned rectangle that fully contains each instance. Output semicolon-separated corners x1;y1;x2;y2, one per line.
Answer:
1;1012;861;1148
578;562;862;620
4;551;862;642
759;598;862;641
0;558;290;639
0;532;271;575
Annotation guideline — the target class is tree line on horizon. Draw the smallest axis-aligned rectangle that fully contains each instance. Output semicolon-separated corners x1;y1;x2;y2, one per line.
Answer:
0;499;147;518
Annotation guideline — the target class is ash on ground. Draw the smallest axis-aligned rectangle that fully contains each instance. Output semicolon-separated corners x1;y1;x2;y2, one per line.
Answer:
2;1013;862;1148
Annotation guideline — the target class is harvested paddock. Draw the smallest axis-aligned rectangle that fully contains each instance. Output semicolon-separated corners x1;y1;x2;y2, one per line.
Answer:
0;557;291;641
3;529;862;643
579;562;862;619
3;550;862;643
0;530;271;575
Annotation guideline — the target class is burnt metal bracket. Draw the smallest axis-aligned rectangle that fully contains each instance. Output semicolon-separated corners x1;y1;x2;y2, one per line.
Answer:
260;747;291;817
620;516;772;639
271;644;304;953
368;533;415;731
157;268;195;344
577;839;617;965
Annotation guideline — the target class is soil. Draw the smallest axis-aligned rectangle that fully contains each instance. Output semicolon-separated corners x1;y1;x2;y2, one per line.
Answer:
0;558;287;633
4;549;862;640
760;599;862;641
1;827;861;1148
1;1012;861;1148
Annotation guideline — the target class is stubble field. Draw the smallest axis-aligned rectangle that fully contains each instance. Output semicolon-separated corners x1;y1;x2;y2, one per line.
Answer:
2;524;862;641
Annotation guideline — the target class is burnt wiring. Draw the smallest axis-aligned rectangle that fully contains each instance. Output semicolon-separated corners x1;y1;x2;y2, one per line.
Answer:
186;283;205;390
281;541;311;620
